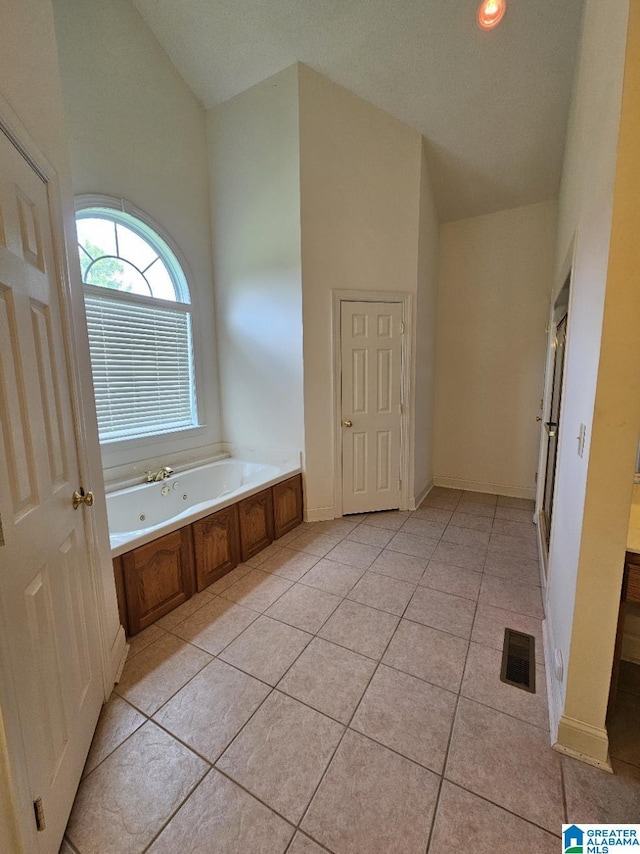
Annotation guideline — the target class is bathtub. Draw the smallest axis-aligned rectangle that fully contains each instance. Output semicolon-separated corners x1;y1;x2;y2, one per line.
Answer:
107;458;301;557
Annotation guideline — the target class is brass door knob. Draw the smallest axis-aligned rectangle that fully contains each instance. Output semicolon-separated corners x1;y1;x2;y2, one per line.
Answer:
72;489;94;510
342;419;353;428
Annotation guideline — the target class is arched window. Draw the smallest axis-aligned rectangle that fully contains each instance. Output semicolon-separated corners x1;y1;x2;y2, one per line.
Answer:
75;198;198;442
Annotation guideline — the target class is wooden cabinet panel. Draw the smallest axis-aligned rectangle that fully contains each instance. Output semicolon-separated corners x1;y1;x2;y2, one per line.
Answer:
193;505;240;591
122;527;195;636
273;474;303;538
238;488;274;561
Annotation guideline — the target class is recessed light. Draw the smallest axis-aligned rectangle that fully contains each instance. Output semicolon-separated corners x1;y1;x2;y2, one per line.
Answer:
477;0;507;30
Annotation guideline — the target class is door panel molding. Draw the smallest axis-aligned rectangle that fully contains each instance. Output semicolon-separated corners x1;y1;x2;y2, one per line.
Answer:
332;290;413;517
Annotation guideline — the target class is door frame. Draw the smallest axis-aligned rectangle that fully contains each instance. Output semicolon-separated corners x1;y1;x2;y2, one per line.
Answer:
0;94;121;850
331;290;414;517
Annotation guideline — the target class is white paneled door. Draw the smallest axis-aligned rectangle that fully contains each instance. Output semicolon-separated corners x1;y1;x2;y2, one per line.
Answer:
341;301;403;514
0;129;103;852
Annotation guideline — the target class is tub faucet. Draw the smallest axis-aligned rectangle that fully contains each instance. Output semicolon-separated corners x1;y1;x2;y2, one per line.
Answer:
146;466;173;483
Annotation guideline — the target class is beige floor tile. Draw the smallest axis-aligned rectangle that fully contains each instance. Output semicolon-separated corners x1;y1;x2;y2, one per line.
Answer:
299;558;365;597
429;781;559;854
172;596;259;654
346;524;395;547
347;571;415;616
607;690;640;767
147;769;294;854
448;511;493;532
290;531;343;557
420;494;460;511
153;658;270;762
404;586;476;639
488;532;538;560
492;517;537;542
82;694;145;778
287;833;327;854
126;623;166;659
461;642;549;730
420;561;482;601
325;539;381;569
430;487;464;499
220;568;293;612
259;547;319;581
497;495;535;510
216;691;343;823
401;516;447;540
361;510;411;530
431;540;486;571
203;563;252;596
274;525;305;546
343;513;369;522
383;620;468;692
266;583;342;633
483;551;541;586
66;722;207;854
351;664;456;773
454;500;495;518
219;615;312;685
442;524;490;549
471;603;544;663
412;506;453;524
278;637;376;723
479;575;543;619
155;588;217;629
313;519;358;539
369;549;428;583
244;542;283;567
494;505;536;523
115;632;212;715
386;531;439;560
462;491;498;505
319;599;400;660
619;660;640;696
445;697;563;832
301;729;439;854
562;754;640;822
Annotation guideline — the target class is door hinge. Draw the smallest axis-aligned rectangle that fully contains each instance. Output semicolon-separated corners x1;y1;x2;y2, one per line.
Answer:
399;403;403;415
33;798;45;832
399;322;405;334
0;512;4;547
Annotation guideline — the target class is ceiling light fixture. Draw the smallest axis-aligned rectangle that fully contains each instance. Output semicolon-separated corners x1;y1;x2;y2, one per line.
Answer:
477;0;507;30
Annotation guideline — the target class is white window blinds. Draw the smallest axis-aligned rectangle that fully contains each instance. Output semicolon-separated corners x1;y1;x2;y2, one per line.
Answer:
84;291;196;442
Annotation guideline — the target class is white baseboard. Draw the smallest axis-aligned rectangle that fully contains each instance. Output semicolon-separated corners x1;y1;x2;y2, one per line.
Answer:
109;625;128;686
305;506;336;522
412;480;433;511
543;618;563;745
433;476;535;499
554;715;612;771
622;631;640;664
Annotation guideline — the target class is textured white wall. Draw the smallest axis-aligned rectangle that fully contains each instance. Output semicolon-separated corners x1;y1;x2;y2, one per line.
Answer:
433;201;557;498
547;0;639;763
53;0;222;473
207;67;304;460
298;65;423;518
413;141;440;504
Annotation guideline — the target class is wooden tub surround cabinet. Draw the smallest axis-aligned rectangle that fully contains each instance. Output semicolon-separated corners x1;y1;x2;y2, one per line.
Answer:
113;474;303;637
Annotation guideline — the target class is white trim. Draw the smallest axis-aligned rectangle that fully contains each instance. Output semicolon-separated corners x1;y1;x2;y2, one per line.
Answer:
543;617;563;745
434;476;535;500
305;506;337;523
331;290;414;518
0;96;118;851
554;715;613;772
413;479;433;511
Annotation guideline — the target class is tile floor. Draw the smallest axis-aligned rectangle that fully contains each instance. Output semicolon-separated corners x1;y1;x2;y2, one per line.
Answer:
62;488;640;854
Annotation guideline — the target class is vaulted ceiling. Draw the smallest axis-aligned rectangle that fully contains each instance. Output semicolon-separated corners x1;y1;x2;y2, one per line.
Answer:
132;0;584;222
